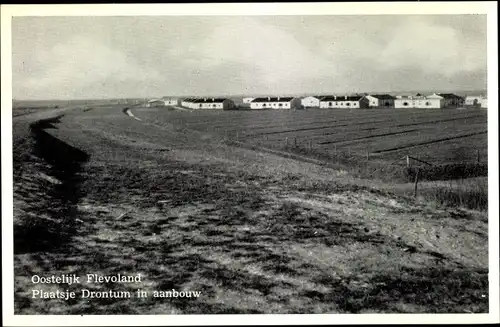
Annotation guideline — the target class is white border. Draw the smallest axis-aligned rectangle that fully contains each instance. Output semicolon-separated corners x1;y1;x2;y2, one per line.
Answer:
0;2;496;16
2;2;499;326
486;4;500;326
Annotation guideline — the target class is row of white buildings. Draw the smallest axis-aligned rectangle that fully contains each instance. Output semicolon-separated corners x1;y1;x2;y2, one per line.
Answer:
145;93;487;110
180;98;236;110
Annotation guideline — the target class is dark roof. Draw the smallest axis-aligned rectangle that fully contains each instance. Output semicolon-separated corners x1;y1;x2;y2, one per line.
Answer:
320;96;364;102
183;98;229;103
369;94;396;100
200;98;229;103
251;97;295;102
438;93;463;99
303;95;325;99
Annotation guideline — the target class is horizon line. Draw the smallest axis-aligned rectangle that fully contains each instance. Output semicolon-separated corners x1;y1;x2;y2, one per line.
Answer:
12;88;489;102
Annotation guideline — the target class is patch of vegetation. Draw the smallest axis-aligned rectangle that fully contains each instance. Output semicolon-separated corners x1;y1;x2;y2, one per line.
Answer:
418;178;488;211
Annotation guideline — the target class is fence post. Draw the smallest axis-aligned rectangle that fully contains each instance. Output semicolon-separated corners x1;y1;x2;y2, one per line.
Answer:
334;144;337;154
406;155;410;168
285;137;288;147
477;149;480;163
236;132;239;140
366;150;370;160
294;137;297;147
308;140;312;150
413;168;420;198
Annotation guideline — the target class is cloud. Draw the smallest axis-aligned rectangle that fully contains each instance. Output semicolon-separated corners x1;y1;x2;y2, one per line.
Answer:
307;16;486;79
14;35;163;99
188;18;338;89
375;18;486;75
12;16;487;99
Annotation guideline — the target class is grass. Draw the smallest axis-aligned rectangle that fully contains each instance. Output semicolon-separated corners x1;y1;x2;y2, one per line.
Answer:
12;105;489;314
416;178;488;211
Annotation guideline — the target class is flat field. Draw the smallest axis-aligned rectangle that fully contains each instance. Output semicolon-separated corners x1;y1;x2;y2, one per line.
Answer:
135;107;487;165
12;104;489;314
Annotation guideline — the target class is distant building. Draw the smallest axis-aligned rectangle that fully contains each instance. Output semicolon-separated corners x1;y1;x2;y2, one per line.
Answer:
423;94;445;108
147;99;166;107
242;97;255;104
181;98;195;108
365;94;396;108
465;95;484;107
319;95;370;109
301;96;322;108
437;93;464;107
394;96;414;108
181;97;235;110
394;94;443;109
481;97;488;109
161;97;179;106
250;97;301;110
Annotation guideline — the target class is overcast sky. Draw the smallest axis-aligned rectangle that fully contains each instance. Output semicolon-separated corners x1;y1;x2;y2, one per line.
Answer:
12;15;487;100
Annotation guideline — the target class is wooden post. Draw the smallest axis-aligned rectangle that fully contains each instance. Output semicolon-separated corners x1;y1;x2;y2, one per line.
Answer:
406;155;410;168
285;137;289;146
294;137;297;147
308;140;312;150
366;150;370;160
477;149;480;163
236;132;239;140
334;144;337;154
348;147;351;156
413;168;420;198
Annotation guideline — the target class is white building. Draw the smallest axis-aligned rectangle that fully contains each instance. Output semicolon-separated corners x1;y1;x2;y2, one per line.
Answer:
250;97;301;110
181;98;195;108
465;95;484;107
146;99;166;107
319;95;370;109
301;96;322;108
394;94;443;109
181;97;235;110
481;97;487;109
161;97;179;106
365;94;396;108
421;93;444;108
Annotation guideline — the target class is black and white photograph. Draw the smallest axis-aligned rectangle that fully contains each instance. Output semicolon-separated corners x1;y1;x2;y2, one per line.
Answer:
2;2;499;325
